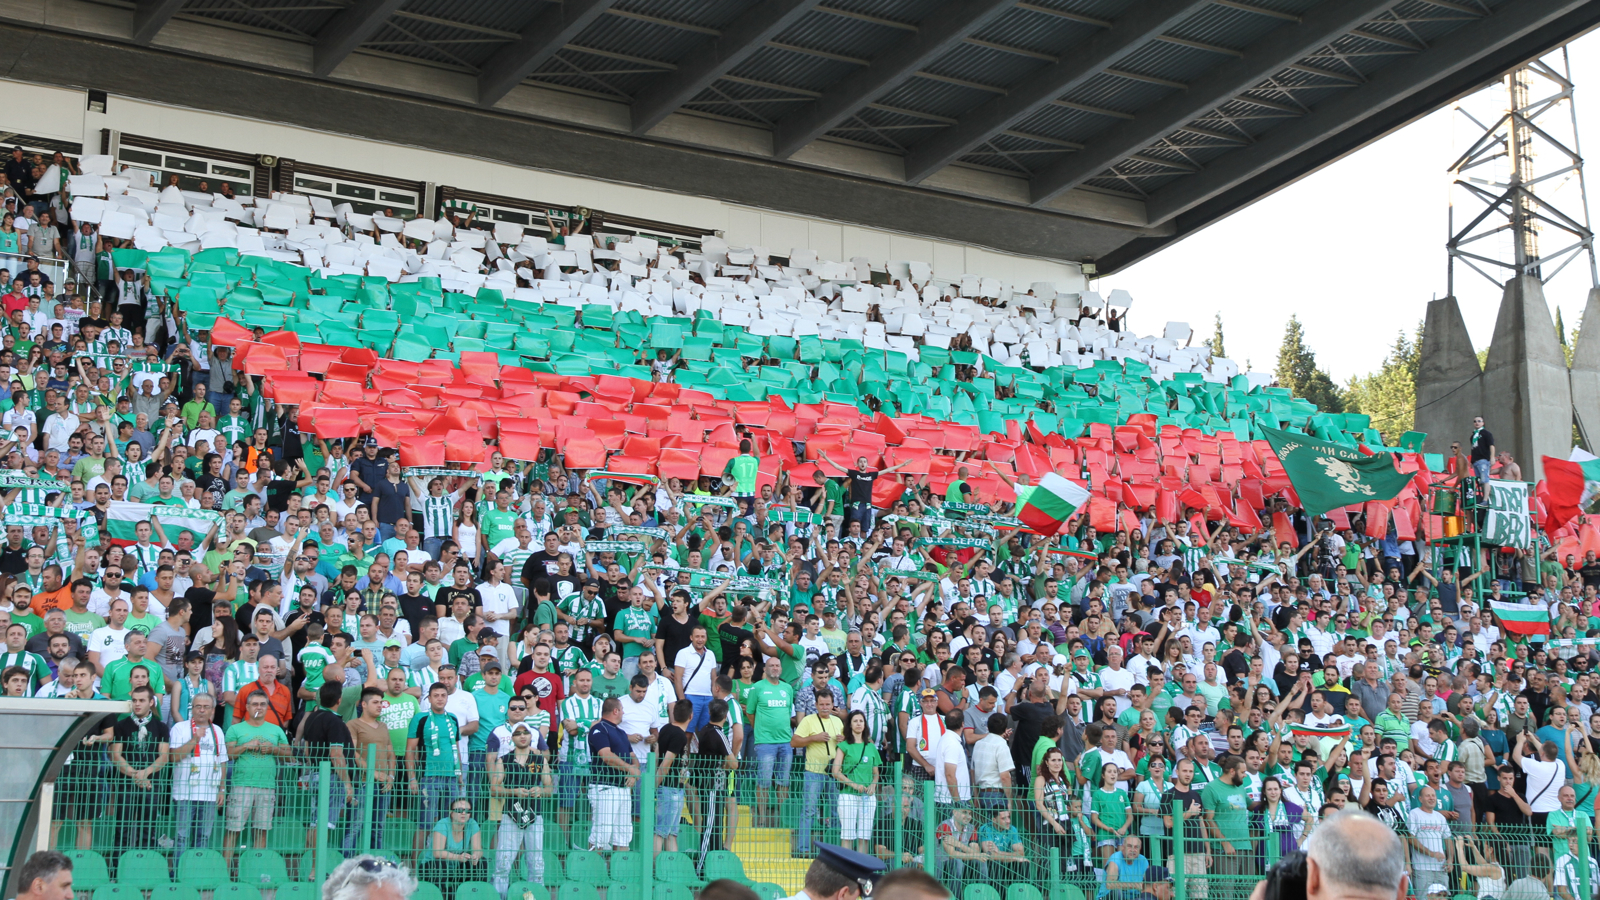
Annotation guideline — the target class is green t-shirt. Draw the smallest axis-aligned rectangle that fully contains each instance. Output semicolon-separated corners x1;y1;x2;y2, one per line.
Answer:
470;688;509;752
226;720;287;788
777;642;805;687
480;509;517;549
592;670;630;701
1091;787;1129;834
61;609;104;637
102;657;166;698
11;610;43;640
378;692;420;754
410;711;461;777
745;679;796;745
0;650;49;691
615;607;655;659
1201;778;1252;843
125;612;162;636
298;644;336;691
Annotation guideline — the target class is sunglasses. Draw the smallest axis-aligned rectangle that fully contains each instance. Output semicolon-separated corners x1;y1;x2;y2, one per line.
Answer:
452;806;471;814
356;858;400;875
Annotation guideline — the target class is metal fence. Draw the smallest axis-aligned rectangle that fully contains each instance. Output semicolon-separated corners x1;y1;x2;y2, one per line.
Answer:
42;738;1600;900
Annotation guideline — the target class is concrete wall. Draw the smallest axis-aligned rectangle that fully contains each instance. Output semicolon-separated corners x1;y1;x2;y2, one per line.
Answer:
6;77;1087;292
1480;276;1572;482
1415;295;1483;457
1569;287;1600;450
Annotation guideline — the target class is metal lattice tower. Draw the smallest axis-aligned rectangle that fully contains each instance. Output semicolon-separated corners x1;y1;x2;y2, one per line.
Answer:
1447;47;1599;293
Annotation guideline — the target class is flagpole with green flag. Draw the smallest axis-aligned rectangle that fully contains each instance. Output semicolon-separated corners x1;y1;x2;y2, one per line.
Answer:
1260;426;1411;516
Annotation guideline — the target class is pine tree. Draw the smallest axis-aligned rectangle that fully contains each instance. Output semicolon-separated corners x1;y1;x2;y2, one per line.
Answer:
1344;321;1424;443
1205;313;1226;359
1558;308;1571;366
1275;315;1344;413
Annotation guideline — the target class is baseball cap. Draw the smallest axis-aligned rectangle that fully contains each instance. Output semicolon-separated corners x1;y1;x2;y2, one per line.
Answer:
482;658;503;672
919;688;937;698
382;638;401;649
1146;867;1171;883
1426;885;1447;896
1051;653;1068;666
1072;649;1090;660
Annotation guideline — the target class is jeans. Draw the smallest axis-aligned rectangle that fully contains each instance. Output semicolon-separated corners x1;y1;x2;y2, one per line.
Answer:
493;816;545;893
342;782;392;852
621;657;640;680
377;522;396;542
1474;458;1492;483
754;743;794;788
208;391;232;417
173;799;218;856
686;694;712;732
798;771;836;854
418;774;461;825
849;503;875;535
424;537;446;560
466;757;489;811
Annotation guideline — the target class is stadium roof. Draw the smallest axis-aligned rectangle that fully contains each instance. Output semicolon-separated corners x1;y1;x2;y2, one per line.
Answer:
8;0;1600;272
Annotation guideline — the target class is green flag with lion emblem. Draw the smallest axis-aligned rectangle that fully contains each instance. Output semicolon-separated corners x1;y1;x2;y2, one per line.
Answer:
1261;426;1411;516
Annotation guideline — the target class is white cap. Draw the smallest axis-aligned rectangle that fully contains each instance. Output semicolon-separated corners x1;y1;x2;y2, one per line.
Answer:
1427;885;1448;895
1052;653;1068;666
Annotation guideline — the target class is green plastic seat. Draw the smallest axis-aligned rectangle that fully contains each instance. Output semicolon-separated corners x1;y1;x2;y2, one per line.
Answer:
90;886;140;900
607;884;642;900
608;851;642;884
455;882;498;900
654;852;702;888
176;850;229;890
300;850;345;881
964;887;1002;900
148;886;200;900
276;884;318;900
702;851;751;885
652;886;694;900
1048;885;1087;900
413;883;444;900
558;885;599;900
751;886;785;900
117;850;170;888
236;850;287;888
507;882;546;900
562;851;608;886
65;851;109;893
1006;885;1043;900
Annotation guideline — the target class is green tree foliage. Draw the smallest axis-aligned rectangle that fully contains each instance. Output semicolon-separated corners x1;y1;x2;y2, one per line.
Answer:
1344;321;1424;444
1205;313;1226;359
1275;315;1344;414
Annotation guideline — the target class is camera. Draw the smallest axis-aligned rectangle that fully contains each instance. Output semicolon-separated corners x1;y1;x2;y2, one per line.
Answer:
1261;851;1307;900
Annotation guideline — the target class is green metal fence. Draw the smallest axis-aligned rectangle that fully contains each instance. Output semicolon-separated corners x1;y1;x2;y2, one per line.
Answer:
44;737;1600;900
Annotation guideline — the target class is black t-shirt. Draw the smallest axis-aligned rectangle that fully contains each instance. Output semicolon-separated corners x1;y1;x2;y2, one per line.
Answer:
373;479;410;524
520;552;564;592
845;469;876;505
1222;649;1249;685
351;456;388;505
300;707;352;762
398;593;429;635
656;614;698;673
0;542;28;575
718;623;754;662
1580;563;1600;589
112;715;171;769
1471;429;1495;462
1162;786;1208;854
284;610;324;661
1484;789;1529;827
1009;700;1053;770
266;478;297;514
439;587;481;615
658;723;689;769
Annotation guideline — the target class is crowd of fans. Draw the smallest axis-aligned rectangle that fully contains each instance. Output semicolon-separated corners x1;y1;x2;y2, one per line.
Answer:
0;152;1594;900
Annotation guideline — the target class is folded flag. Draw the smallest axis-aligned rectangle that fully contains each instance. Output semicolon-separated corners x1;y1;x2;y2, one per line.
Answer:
1261;426;1411;516
1490;600;1551;637
1289;722;1353;741
1540;451;1600;531
1015;472;1091;536
105;502;223;547
590;471;659;487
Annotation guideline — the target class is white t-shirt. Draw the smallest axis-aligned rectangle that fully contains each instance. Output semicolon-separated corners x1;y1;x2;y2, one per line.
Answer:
619;693;664;761
1406;807;1451;870
475;582;517;639
673;645;717;696
443;687;480;764
1099;665;1137;714
1521;756;1565;812
932;729;971;803
88;624;131;666
168;720;229;801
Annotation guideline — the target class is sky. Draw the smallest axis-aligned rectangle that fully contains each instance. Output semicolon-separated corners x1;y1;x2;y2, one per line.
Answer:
1097;29;1600;386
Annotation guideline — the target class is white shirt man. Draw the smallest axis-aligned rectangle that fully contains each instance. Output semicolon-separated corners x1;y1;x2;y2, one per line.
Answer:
475;579;517;640
619;686;665;762
442;676;480;765
168;714;229;802
931;723;971;804
1099;648;1137;715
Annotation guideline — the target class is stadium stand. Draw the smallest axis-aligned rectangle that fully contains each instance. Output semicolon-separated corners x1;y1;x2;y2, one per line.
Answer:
0;134;1583;900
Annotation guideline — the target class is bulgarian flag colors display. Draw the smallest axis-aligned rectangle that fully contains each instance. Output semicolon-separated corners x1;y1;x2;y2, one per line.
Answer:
1289;722;1353;741
1490;600;1551;637
104;502;223;547
1016;473;1092;535
1540;451;1600;530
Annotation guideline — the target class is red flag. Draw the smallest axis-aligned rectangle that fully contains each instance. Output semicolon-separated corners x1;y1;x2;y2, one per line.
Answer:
1088;496;1116;533
1273;511;1298;549
399;434;445;468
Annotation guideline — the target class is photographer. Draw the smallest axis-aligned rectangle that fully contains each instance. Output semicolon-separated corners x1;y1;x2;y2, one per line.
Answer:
1300;809;1408;900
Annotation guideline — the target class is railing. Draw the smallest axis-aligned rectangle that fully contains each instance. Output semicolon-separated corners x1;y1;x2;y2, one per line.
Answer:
43;735;1598;900
0;253;75;292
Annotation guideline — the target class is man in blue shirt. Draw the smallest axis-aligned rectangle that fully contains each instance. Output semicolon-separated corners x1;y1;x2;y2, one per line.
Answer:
587;697;638;852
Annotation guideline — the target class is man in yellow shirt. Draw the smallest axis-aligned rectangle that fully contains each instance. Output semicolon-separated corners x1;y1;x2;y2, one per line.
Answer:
792;692;843;857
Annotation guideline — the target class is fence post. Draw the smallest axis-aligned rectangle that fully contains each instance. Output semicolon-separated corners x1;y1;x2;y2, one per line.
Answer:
891;762;903;867
642;751;656;900
1580;816;1591;900
922;780;936;878
1173;817;1186;900
316;760;332;886
361;743;377;853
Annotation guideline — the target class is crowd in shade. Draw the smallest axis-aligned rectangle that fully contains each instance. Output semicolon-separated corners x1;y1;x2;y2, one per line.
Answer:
0;148;1594;900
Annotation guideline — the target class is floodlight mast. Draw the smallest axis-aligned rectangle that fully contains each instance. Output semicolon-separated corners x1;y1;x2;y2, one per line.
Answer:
1446;46;1598;294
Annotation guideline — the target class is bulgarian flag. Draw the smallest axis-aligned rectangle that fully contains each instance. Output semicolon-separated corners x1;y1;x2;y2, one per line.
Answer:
1491;600;1551;637
1290;722;1353;742
1541;450;1600;531
1016;472;1091;536
105;502;223;547
590;471;659;487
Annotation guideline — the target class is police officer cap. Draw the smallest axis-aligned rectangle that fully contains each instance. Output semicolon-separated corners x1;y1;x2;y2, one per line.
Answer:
814;843;886;894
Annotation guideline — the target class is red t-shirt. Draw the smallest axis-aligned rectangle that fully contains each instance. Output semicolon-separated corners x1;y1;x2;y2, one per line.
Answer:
2;292;27;318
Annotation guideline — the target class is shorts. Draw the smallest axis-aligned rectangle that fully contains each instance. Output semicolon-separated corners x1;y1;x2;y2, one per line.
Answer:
655;787;685;837
226;786;277;833
839;793;877;842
